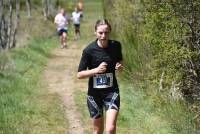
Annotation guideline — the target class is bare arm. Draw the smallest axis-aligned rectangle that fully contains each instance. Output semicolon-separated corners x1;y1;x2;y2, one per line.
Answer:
77;62;107;79
77;68;98;79
54;17;58;24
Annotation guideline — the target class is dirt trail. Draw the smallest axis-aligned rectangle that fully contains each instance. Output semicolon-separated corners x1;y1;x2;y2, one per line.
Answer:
44;44;87;134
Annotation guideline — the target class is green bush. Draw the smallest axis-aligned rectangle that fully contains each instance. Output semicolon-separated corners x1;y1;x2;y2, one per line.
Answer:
103;0;200;130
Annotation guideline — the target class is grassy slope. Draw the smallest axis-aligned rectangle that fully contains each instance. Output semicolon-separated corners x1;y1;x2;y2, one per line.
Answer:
0;38;67;133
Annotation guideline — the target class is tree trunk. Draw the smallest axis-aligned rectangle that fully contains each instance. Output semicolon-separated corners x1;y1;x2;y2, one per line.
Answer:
6;0;13;49
0;0;19;50
43;0;49;20
0;0;4;49
11;0;20;48
0;0;3;25
16;0;20;25
26;0;31;19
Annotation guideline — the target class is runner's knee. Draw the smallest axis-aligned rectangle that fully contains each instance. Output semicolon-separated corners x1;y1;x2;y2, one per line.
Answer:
106;124;115;134
93;127;103;134
62;33;67;37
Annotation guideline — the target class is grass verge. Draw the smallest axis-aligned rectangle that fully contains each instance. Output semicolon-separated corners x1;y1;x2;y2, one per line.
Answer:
0;37;67;134
117;81;199;134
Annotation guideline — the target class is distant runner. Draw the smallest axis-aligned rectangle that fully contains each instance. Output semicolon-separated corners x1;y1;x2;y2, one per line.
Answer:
77;19;123;134
77;0;83;18
54;8;69;48
71;7;81;40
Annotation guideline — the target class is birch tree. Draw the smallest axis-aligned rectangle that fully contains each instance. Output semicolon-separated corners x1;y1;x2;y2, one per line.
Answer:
26;0;31;19
0;0;5;49
0;0;20;50
43;0;49;20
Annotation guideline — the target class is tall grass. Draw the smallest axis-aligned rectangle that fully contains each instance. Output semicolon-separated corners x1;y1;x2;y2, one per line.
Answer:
0;38;67;134
102;0;200;133
117;82;199;134
65;0;200;133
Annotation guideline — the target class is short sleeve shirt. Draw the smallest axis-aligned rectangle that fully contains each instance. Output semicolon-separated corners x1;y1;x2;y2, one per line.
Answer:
78;40;122;94
54;13;68;30
72;11;81;24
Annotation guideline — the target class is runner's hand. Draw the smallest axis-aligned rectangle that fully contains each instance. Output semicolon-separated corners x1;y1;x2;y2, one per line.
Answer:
115;62;123;71
96;62;107;73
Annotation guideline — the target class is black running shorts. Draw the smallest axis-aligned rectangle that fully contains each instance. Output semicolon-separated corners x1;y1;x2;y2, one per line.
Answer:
58;29;67;36
87;89;120;119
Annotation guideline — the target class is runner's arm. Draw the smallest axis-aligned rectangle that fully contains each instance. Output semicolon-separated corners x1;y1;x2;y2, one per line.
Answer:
54;16;58;24
77;69;98;79
77;62;107;79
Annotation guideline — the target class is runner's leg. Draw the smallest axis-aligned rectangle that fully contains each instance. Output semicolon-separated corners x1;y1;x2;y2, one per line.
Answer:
77;27;80;39
93;117;104;134
87;95;104;134
77;25;80;39
105;109;118;134
62;32;67;47
103;91;120;134
59;34;64;48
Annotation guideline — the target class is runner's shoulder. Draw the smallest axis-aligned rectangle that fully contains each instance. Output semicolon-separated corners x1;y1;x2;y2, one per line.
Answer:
109;40;122;49
82;41;96;55
109;40;121;45
84;41;97;51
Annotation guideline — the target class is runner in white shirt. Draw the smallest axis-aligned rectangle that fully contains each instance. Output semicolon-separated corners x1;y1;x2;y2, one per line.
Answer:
71;7;81;40
54;8;69;48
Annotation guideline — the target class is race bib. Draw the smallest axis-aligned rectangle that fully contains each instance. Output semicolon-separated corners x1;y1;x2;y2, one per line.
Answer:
93;73;113;88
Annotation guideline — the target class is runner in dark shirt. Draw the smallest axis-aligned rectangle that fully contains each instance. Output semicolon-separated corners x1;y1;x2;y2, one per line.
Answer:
77;19;123;134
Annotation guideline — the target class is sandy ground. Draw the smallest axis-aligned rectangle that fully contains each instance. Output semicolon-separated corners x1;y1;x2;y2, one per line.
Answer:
44;44;87;134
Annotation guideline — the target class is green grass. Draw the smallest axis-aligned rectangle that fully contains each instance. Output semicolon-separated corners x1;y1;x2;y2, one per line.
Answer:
116;81;200;134
67;0;104;47
1;0;104;133
117;83;170;133
0;38;67;134
100;0;200;133
74;80;199;134
74;89;92;133
73;0;200;132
